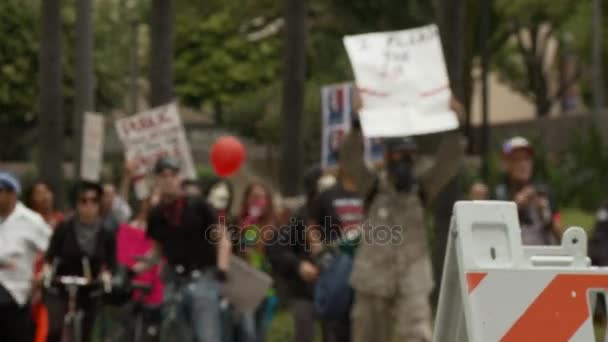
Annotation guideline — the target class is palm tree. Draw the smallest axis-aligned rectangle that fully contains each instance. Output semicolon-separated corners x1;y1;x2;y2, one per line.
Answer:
74;0;95;175
149;0;175;107
279;0;307;197
38;0;65;206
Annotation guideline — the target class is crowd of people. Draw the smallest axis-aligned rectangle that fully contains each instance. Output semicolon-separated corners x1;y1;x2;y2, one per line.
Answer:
1;105;608;342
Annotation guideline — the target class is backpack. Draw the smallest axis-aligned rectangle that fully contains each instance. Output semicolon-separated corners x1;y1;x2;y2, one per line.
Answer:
313;251;354;321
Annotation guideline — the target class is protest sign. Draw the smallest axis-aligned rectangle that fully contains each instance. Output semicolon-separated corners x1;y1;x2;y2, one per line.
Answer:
321;83;352;169
343;24;459;137
115;102;196;198
221;256;273;313
80;112;105;182
321;83;384;169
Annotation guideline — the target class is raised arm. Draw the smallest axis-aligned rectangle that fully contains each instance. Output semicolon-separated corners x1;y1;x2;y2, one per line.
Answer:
419;97;467;206
216;223;231;272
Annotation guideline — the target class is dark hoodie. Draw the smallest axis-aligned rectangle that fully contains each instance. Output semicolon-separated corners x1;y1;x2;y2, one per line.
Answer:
267;166;321;300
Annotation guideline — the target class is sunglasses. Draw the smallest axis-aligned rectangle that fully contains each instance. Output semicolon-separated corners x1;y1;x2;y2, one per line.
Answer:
78;196;99;205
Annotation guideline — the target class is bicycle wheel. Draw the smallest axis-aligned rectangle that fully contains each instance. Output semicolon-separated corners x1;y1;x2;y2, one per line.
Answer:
159;317;191;342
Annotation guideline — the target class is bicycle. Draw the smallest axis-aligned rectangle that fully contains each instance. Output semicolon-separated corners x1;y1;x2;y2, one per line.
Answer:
103;276;160;342
44;259;109;342
158;265;195;342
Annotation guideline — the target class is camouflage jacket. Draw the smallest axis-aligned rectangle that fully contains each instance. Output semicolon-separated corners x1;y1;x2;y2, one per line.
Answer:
340;129;466;298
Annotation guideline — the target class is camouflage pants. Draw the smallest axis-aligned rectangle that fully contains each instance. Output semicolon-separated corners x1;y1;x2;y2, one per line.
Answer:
351;256;433;342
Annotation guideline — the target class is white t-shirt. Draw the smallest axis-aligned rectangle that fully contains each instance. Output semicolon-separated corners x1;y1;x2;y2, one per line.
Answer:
0;202;51;305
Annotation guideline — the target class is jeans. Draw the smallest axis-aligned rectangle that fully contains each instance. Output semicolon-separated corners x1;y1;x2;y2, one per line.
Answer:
234;298;266;342
164;270;221;342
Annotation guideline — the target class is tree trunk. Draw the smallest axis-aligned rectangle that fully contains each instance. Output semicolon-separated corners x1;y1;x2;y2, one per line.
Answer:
74;0;95;176
128;20;140;114
149;0;175;107
39;0;65;206
593;0;604;115
436;0;466;101
279;0;307;197
431;0;467;312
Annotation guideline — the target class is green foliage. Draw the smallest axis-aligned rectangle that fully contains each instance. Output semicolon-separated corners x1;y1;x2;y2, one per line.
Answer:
218;0;439;165
536;126;608;211
222;83;281;143
197;165;217;185
0;0;148;160
561;208;595;233
0;0;39;159
174;1;282;109
491;0;594;112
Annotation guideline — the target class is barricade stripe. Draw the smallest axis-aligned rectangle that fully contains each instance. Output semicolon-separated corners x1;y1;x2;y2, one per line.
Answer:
501;274;608;341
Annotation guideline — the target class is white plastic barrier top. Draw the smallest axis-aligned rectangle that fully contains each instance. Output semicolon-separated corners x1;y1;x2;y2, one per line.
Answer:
433;201;608;342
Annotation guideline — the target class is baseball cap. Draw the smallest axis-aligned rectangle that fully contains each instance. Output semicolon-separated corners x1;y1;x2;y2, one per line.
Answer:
0;172;21;194
502;136;534;156
154;156;181;174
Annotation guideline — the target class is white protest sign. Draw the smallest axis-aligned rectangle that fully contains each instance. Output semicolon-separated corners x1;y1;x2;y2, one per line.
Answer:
80;112;105;182
115;102;196;199
343;24;459;137
321;83;384;169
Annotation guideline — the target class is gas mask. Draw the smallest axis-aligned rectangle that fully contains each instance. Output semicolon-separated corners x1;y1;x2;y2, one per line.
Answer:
387;155;416;193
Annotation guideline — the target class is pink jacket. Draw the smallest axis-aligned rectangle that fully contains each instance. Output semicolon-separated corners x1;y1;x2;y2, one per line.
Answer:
116;223;164;306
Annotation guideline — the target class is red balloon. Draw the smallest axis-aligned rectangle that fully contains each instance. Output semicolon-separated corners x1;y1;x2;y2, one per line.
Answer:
210;136;246;177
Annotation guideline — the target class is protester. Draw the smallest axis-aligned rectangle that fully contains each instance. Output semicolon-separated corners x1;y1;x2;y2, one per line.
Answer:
131;157;232;342
44;181;116;342
201;177;237;342
0;172;51;342
25;181;64;229
344;97;466;342
267;166;323;342
24;181;65;342
233;182;278;342
115;191;164;340
493;136;562;245
307;160;366;342
204;178;234;223
102;182;132;227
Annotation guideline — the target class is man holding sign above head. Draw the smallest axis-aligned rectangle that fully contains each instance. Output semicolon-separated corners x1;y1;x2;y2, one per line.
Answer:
342;24;467;341
343;94;466;342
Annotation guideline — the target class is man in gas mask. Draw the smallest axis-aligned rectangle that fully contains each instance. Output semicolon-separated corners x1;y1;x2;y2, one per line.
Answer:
344;99;465;342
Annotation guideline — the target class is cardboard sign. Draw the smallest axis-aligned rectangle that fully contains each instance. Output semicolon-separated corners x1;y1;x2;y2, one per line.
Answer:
343;24;459;137
321;83;384;169
115;102;196;198
80;112;105;182
220;256;273;313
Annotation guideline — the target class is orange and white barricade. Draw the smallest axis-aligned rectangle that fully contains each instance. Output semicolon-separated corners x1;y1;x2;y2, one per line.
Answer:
434;201;608;342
